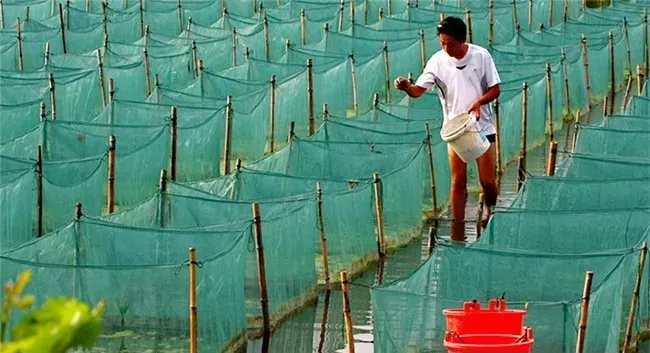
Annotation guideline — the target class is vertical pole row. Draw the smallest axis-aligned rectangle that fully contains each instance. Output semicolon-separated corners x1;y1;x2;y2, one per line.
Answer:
223;96;233;175
341;271;355;353
59;3;67;53
623;243;648;352
561;48;571;115
269;75;276;154
337;0;344;32
382;42;391;104
170;106;178;181
107;135;116;214
424;123;438;215
581;34;592;107
188;247;198;353
316;182;331;291
373;172;385;258
546;141;558;177
48;73;56;120
307;59;315;135
252;203;271;337
545;62;554;141
465;8;473;44
97;50;107;108
575;271;594;353
36;145;43;237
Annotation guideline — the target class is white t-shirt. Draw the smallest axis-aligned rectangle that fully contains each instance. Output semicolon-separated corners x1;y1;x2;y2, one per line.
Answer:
415;43;501;135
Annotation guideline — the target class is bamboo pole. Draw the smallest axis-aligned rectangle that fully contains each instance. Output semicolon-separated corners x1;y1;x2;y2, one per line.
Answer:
563;0;568;23
488;0;494;46
512;0;518;31
516;155;525;192
638;65;645;95
323;103;329;121
376;256;384;285
363;0;368;25
382;42;391;103
545;62;554;141
58;3;66;53
263;14;270;61
623;243;648;352
546;141;558;176
622;75;633;113
581;34;592;106
0;0;4;30
186;17;192;36
575;271;594;353
144;28;152;96
102;2;108;42
232;28;237;66
561;48;571;115
645;9;648;77
427;223;437;256
245;47;250;61
419;29;426;69
269;75;276;154
424;123;438;214
223;96;232;175
494;98;502;177
600;95;607;122
16;18;23;72
520;81;528;171
307;59;315;135
104;135;116;215
252;203;271;337
48;73;56;120
108;79;115;123
378;7;383;21
350;53;359;115
139;0;144;37
192;40;198;78
44;42;50;67
97;50;107;108
65;0;69;29
475;193;484;238
373;172;386;258
154;74;161;103
624;18;632;77
340;271;355;353
316;182;331;290
301;9;306;45
288;121;295;142
338;0;344;32
528;0;533;32
549;0;554;27
608;31;615;116
317;290;331;353
177;0;183;34
86;0;90;12
465;8;472;44
571;110;581;153
170;106;178;181
159;169;167;228
40;102;46;122
350;0;355;26
387;0;392;15
189;247;198;353
73;202;82;298
36;144;43;237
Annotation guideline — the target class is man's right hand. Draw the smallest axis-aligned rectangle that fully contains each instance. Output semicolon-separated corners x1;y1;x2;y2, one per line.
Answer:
394;76;410;91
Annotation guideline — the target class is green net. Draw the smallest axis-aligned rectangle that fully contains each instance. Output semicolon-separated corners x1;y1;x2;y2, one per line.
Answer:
601;114;650;131
556;153;650;179
574;124;650;159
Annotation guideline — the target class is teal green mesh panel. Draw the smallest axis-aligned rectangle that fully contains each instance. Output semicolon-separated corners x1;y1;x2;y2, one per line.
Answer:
53;70;103;122
103;62;149;102
372;243;637;353
556;153;650;179
355;52;386;111
0;219;248;353
477;208;650;253
601;114;650;131
0;99;43;144
375;102;445;122
184;69;268;98
626;95;650;115
0;124;42;159
2;0;52;22
0;71;51;105
386;41;422;104
176;108;226;181
42;156;107;232
0;40;18;72
0;168;35;251
313;58;354;116
575;125;650;159
64;24;105;54
510;176;650;210
144;7;183;36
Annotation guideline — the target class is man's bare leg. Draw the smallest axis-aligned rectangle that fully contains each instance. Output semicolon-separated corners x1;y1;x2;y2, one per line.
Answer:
477;142;498;221
448;145;468;241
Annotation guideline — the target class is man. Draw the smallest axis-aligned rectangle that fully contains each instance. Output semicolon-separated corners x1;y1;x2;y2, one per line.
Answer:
394;16;500;241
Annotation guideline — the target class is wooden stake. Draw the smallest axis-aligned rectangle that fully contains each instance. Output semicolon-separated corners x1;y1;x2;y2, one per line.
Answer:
337;0;344;32
624;18;632;77
263;13;270;61
512;0;518;32
109;79;115;123
288;121;295;142
563;0;568;23
65;0;69;29
189;247;198;353
192;41;198;78
350;53;359;115
154;74;161;103
575;271;594;353
48;73;56;120
581;34;592;106
545;63;554;140
638;65;645;95
419;30;426;69
44;42;50;67
177;0;183;34
494;98;502;177
323;103;329;121
102;2;108;42
75;203;83;220
622;75;633;113
223;96;232;175
387;0;392;15
427;223;437;256
645;9;649;77
527;0;533;31
373;173;386;258
307;59;315;135
159;169;167;228
382;43;390;104
36;145;43;237
548;0;554;27
488;0;494;46
516;155;525;192
170;106;178;181
476;193;484;238
561;48;571;115
86;0;90;12
424;123;438;214
300;9;306;45
608;31;615;116
58;3;66;53
15;18;23;72
546;141;558;176
40;102;46;122
252;203;271;336
317;290;331;353
106;135;117;214
520;81;528;169
186;17;192;36
316;182;331;290
139;0;144;37
269;75;276;154
245;47;250;61
232;28;237;66
378;7;383;21
623;243;648;352
0;0;4;30
600;96;607;122
571;110;581;153
340;271;356;353
350;0;355;25
465;8;473;44
376;257;384;285
363;0;368;25
97;50;107;107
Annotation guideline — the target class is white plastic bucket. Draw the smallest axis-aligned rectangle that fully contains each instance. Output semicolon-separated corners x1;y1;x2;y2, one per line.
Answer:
440;113;490;163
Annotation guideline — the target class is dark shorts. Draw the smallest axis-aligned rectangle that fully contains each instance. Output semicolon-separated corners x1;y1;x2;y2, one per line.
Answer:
485;134;496;143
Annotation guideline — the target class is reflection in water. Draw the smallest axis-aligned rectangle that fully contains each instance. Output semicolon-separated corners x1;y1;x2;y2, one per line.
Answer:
317;290;331;353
